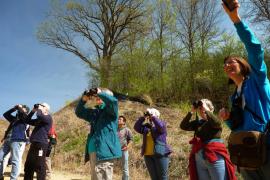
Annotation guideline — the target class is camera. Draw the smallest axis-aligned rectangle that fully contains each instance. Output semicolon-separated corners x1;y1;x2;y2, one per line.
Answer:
144;111;151;117
34;104;41;109
83;88;98;97
193;100;203;109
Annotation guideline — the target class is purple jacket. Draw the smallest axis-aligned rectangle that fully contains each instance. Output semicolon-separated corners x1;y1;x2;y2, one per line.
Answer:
134;116;172;156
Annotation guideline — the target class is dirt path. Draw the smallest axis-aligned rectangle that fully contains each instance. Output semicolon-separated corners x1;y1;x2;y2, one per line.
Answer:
4;166;89;180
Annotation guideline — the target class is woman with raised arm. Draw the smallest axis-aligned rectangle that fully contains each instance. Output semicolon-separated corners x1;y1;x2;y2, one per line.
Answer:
219;0;270;179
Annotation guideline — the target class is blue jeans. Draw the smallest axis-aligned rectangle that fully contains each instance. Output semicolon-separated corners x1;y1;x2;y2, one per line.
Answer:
0;140;26;180
240;149;270;180
144;155;169;180
195;149;227;180
122;151;129;180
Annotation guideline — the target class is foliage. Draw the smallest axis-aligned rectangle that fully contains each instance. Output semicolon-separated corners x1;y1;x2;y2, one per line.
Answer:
37;0;270;107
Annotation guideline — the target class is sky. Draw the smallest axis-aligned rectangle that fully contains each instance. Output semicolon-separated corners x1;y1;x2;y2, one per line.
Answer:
0;1;253;116
0;0;89;115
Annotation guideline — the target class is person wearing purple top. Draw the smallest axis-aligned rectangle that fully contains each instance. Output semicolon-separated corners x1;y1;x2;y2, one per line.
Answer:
134;108;171;180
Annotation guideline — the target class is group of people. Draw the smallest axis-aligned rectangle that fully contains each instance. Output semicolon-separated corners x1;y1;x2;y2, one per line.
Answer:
0;103;56;180
75;87;171;180
75;1;270;180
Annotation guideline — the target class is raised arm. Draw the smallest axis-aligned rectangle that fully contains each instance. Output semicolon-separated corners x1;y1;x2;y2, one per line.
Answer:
24;110;51;126
3;107;17;123
180;112;198;131
205;111;222;129
134;117;146;134
98;92;118;118
75;99;99;123
151;116;166;134
222;1;266;81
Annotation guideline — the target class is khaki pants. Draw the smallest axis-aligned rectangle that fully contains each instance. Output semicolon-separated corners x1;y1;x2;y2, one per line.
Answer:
96;161;114;180
90;153;114;180
45;157;52;180
90;153;97;180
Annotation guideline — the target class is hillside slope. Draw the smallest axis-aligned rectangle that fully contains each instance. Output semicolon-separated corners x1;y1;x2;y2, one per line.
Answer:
51;99;230;180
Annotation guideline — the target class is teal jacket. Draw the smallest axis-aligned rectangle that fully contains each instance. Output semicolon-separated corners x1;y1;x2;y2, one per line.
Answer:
75;92;122;161
226;21;270;133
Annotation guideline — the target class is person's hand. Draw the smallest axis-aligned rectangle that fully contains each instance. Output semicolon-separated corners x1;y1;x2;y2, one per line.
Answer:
82;95;90;102
222;0;241;23
32;104;39;112
17;105;25;113
14;104;20;109
218;108;230;121
121;145;128;151
191;105;196;113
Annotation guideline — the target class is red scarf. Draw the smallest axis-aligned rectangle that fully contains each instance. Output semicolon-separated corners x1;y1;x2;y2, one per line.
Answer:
188;137;237;180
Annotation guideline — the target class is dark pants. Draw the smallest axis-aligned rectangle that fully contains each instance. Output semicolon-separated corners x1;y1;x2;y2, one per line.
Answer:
24;142;48;180
144;155;169;180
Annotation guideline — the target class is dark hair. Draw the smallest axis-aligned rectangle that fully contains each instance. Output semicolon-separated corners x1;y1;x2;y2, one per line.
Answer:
224;56;252;84
22;105;30;113
119;115;126;123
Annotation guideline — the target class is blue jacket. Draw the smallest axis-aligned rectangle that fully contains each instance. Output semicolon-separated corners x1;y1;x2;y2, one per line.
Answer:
226;21;270;133
75;92;122;161
3;107;28;142
25;110;52;144
134;116;172;156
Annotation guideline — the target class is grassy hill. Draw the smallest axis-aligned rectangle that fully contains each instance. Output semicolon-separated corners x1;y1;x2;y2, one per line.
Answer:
51;98;232;180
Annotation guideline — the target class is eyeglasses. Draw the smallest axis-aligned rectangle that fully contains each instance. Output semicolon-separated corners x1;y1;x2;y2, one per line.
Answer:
224;60;238;66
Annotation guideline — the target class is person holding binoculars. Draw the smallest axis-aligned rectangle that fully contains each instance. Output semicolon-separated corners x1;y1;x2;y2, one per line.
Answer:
23;103;52;180
180;99;236;180
0;104;30;180
134;108;171;180
75;87;121;180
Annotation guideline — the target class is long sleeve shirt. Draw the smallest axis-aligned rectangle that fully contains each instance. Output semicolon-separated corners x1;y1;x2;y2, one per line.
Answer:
3;107;28;142
226;21;270;133
134;116;172;156
75;92;122;161
180;111;222;142
25;110;52;144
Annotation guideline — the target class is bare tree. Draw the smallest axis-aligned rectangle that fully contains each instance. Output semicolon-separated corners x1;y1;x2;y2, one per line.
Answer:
37;0;145;87
241;0;270;37
173;0;221;93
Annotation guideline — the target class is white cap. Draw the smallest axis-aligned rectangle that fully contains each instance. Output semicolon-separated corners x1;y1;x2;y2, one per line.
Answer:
146;108;160;118
41;102;50;112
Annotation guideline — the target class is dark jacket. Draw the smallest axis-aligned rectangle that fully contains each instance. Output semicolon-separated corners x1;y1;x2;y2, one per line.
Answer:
180;111;222;142
25;110;52;144
3;107;28;142
134;116;172;156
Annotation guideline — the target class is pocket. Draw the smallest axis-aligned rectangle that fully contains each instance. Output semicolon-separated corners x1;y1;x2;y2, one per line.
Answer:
154;140;166;156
